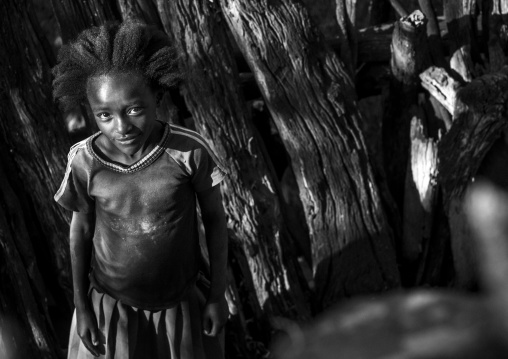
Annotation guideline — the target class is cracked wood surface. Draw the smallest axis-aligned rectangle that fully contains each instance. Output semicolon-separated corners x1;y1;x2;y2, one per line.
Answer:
167;0;310;320
220;0;400;310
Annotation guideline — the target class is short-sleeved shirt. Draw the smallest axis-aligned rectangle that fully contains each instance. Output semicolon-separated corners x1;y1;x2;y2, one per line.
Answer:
54;122;226;310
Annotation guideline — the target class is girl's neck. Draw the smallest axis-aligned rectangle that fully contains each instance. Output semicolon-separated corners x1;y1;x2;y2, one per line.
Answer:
95;121;164;167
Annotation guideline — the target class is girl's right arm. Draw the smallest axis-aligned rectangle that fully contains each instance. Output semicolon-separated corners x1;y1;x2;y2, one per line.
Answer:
70;211;100;357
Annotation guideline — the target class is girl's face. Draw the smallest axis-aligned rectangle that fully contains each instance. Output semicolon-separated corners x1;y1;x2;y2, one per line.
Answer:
86;72;160;159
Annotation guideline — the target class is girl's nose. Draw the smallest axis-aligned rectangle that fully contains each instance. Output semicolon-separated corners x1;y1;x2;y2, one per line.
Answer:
115;116;132;135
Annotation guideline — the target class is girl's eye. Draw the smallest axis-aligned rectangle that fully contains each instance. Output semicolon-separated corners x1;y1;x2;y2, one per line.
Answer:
127;107;143;115
96;112;111;120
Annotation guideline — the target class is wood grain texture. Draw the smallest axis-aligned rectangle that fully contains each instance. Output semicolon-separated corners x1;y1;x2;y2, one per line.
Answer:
220;0;400;310
0;0;73;303
383;10;428;214
443;0;477;82
0;154;64;359
117;0;162;27
335;0;357;76
166;0;310;320
50;0;118;41
439;67;508;288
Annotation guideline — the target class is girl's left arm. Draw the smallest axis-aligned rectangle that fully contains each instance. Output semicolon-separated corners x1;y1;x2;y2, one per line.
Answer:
197;185;228;336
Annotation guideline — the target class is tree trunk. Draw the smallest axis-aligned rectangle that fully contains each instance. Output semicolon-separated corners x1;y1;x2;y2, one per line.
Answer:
335;0;357;76
443;0;477;82
166;0;310;320
0;0;74;304
382;10;428;212
116;0;162;27
220;0;400;310
438;66;508;288
50;0;118;42
0;156;64;359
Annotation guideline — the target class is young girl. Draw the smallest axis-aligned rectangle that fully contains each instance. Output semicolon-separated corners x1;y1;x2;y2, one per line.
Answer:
53;20;228;359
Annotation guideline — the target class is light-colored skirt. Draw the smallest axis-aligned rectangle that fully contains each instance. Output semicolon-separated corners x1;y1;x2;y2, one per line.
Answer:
67;286;224;359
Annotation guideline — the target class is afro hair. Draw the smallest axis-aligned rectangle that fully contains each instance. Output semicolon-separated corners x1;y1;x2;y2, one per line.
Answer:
52;20;182;112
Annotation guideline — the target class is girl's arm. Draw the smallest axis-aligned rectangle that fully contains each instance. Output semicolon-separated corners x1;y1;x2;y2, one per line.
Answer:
197;185;228;336
70;211;100;356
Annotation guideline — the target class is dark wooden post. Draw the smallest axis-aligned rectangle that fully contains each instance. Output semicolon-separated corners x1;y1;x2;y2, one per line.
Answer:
220;0;400;310
165;0;311;320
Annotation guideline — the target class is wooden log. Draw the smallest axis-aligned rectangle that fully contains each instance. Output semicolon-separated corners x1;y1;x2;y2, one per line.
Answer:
0;162;61;359
275;179;508;359
116;0;162;27
220;0;400;310
50;0;118;42
0;0;73;303
439;67;508;288
443;0;477;82
165;0;310;321
334;0;357;76
382;10;428;211
420;66;464;120
402;116;439;272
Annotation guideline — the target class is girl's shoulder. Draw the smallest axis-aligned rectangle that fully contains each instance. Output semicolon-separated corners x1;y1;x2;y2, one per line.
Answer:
65;134;96;171
165;124;221;162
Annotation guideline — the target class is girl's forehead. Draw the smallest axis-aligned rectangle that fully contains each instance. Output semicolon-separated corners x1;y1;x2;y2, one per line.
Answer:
86;72;153;101
88;71;147;89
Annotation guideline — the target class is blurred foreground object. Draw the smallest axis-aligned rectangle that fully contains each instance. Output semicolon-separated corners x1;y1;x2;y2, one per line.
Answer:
274;181;508;359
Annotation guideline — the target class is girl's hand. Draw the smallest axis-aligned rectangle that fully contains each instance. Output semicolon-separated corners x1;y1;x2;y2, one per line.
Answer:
76;306;101;357
202;301;228;337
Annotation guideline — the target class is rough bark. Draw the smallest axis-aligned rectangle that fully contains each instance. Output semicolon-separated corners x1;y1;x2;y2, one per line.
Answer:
166;0;310;320
382;10;428;212
116;0;162;27
50;0;118;42
335;0;357;76
443;0;477;82
0;0;73;302
220;0;400;310
0;160;62;359
439;67;508;288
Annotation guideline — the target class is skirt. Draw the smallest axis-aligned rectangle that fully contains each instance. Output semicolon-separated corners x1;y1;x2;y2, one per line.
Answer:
67;285;225;359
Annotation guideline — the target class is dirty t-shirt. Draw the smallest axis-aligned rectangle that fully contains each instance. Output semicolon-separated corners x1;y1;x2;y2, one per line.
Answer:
54;122;226;310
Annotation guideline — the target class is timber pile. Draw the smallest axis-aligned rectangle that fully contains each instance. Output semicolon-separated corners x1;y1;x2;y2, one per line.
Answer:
2;0;508;358
274;182;508;359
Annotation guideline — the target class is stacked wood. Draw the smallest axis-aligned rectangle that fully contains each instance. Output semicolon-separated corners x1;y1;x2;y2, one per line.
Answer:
165;0;310;320
220;0;400;311
273;182;508;359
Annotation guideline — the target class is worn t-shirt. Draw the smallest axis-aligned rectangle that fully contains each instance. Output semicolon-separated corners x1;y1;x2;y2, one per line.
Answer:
54;122;226;310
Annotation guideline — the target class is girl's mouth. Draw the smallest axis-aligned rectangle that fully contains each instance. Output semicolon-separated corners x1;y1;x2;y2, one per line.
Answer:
116;135;139;145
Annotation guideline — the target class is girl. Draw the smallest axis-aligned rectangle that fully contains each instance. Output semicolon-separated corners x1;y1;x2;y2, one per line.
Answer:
53;20;228;359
